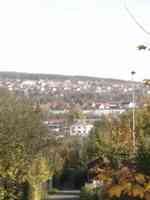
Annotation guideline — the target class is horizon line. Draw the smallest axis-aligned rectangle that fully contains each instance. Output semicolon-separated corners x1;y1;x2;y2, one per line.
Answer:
0;70;140;82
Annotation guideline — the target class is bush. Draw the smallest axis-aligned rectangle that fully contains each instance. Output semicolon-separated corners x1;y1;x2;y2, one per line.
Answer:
86;154;150;200
80;184;100;200
135;141;150;175
93;164;150;200
0;183;23;200
48;188;59;195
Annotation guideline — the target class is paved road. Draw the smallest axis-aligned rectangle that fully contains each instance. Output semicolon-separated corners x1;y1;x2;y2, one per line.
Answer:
46;190;80;200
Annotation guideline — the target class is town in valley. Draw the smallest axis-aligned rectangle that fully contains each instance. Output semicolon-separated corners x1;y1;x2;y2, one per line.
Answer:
0;71;149;137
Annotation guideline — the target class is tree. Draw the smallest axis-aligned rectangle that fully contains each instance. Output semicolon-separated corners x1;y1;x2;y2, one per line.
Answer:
0;92;49;200
54;136;87;189
66;108;86;126
27;157;50;200
84;113;134;167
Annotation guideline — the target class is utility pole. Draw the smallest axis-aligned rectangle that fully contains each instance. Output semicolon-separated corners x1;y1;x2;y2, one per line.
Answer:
131;71;136;152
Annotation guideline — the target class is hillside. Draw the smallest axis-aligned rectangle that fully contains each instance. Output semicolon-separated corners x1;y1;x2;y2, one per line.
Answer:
0;71;145;109
0;71;134;83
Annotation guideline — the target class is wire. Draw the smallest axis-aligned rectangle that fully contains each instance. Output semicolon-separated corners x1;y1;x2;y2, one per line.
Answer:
124;0;150;36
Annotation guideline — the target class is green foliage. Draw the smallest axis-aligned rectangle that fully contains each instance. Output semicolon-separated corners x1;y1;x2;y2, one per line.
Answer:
27;157;50;187
27;157;51;200
67;110;86;125
53;136;86;170
136;140;150;175
136;106;150;140
84;115;132;167
52;136;88;189
84;102;150;200
80;184;100;200
48;188;59;195
0;186;21;200
0;92;49;200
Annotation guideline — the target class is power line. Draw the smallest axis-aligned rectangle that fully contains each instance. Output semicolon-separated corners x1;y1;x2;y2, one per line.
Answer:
124;0;150;36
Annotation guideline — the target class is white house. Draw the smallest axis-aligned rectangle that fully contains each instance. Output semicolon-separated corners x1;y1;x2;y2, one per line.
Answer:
70;121;93;137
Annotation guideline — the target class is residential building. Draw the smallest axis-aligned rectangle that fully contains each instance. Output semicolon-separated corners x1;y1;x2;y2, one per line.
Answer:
70;121;93;137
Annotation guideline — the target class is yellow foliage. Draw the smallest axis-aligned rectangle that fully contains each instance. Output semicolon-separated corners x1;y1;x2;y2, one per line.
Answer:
98;174;111;182
108;185;123;198
120;181;132;193
144;183;150;192
89;157;150;200
132;184;144;199
27;157;51;187
135;173;145;184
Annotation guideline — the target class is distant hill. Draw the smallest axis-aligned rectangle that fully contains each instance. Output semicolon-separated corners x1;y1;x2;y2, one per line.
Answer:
0;71;135;83
0;71;144;107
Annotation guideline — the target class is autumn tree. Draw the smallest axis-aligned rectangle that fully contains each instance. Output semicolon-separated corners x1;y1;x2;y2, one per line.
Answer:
0;91;50;200
84;113;133;166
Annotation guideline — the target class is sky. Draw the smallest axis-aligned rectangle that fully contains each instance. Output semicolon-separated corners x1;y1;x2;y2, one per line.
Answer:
0;0;150;81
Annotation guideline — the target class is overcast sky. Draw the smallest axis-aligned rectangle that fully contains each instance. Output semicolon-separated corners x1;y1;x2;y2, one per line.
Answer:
0;0;150;81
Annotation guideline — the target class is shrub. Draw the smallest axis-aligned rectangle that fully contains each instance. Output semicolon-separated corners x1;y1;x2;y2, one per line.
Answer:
135;141;150;175
94;164;150;200
48;188;59;195
80;184;100;200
